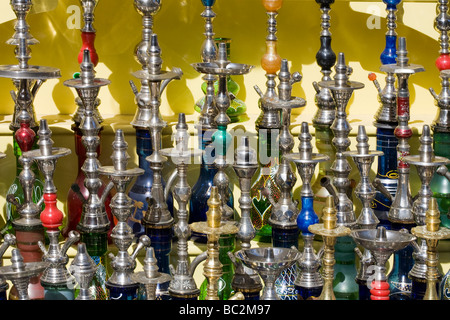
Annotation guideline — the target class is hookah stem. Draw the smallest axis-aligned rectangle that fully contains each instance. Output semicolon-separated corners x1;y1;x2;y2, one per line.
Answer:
78;0;99;66
380;0;400;65
320;236;337;300
273;110;297;249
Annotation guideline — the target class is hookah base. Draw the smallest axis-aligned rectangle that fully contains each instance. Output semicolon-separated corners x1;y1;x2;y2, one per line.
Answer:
169;292;200;300
410;277;439;300
0;283;8;301
231;286;261;300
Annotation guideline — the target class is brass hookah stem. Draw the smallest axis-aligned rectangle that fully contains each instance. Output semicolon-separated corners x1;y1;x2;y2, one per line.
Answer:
425;199;445;300
435;0;450;70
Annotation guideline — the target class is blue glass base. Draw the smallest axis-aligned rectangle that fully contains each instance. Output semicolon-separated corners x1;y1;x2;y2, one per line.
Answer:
241;291;260;300
106;282;139;300
144;226;173;275
411;279;439;300
295;285;322;300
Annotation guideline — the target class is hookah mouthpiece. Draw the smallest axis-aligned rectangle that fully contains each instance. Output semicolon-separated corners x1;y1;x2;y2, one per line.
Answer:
148;34;163;75
143;247;160;279
111;129;130;172
176;113;188;130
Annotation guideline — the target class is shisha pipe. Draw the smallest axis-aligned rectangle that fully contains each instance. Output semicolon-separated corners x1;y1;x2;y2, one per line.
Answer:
318;52;364;228
98;130;151;300
65;0;106;241
5;155;45;300
343;125;383;229
343;125;383;300
404;126;449;299
380;38;426;299
262;58;306;300
266;59;305;248
188;0;221;242
78;0;99;67
404;125;450;225
352;226;416;300
192;42;253;300
0;0;60;255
